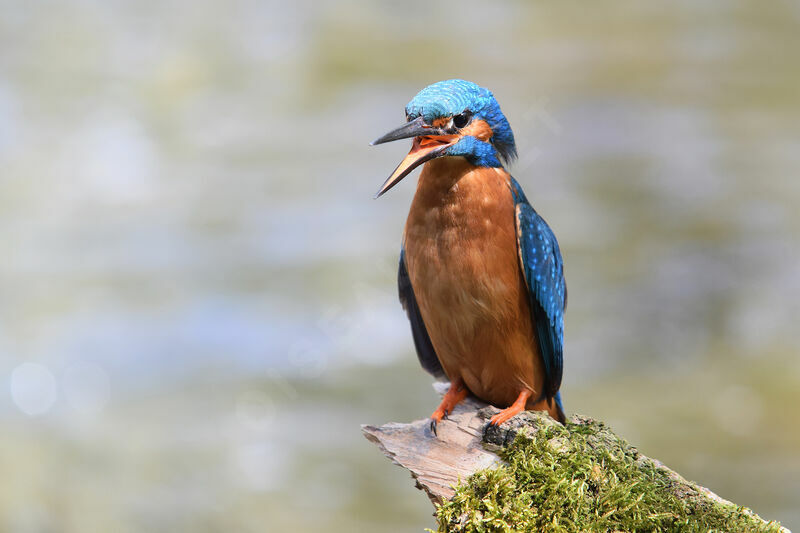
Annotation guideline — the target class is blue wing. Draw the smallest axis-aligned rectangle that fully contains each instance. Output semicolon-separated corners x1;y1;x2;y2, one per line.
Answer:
510;177;566;401
398;247;446;378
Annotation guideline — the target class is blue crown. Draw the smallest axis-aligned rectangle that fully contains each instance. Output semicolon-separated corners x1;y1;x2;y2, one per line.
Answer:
405;79;517;164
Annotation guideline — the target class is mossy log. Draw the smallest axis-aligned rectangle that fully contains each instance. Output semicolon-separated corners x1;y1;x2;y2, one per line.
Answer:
362;383;788;532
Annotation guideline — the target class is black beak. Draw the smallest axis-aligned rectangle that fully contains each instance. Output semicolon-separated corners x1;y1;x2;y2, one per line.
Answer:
370;116;459;198
370;116;448;146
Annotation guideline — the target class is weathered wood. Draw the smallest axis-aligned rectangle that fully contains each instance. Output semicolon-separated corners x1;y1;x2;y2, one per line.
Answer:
362;383;788;532
362;382;500;502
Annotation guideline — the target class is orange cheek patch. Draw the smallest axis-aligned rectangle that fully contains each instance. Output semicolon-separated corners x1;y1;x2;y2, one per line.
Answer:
460;119;493;142
432;117;451;128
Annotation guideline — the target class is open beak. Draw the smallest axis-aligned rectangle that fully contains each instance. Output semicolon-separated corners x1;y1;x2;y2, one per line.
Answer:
371;116;458;198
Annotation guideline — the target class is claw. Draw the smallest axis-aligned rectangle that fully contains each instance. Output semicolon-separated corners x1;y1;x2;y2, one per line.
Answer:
488;389;532;426
427;379;469;438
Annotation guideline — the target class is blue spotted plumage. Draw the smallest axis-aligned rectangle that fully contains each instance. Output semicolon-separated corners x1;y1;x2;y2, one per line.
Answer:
510;177;566;403
372;79;567;429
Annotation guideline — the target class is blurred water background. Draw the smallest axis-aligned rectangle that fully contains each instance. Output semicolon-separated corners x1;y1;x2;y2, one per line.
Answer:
1;1;799;531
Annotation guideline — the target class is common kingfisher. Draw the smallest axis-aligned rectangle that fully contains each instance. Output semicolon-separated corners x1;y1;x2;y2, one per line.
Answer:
372;79;567;433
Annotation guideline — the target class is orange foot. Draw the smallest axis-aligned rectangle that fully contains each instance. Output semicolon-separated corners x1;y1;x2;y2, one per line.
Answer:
489;389;532;426
429;379;468;436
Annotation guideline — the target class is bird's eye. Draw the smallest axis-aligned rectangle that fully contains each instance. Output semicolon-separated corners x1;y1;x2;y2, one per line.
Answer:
453;112;471;129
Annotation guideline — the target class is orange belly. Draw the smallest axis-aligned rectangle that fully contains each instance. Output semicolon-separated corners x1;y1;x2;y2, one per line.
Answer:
403;157;547;409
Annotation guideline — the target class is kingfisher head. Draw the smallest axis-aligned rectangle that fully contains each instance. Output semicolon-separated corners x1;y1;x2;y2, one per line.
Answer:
371;79;517;198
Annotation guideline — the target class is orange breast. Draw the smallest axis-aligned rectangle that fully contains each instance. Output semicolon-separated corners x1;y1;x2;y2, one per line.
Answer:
403;158;547;408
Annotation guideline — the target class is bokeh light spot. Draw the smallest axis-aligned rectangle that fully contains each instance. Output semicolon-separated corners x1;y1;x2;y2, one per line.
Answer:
10;363;58;416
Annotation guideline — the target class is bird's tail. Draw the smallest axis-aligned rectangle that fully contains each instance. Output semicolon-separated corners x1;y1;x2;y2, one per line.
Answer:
553;391;566;424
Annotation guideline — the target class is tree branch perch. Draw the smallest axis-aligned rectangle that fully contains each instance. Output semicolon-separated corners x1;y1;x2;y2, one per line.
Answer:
363;383;788;532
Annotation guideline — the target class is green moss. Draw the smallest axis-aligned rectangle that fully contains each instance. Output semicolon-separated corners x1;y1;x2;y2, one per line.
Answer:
433;417;784;533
